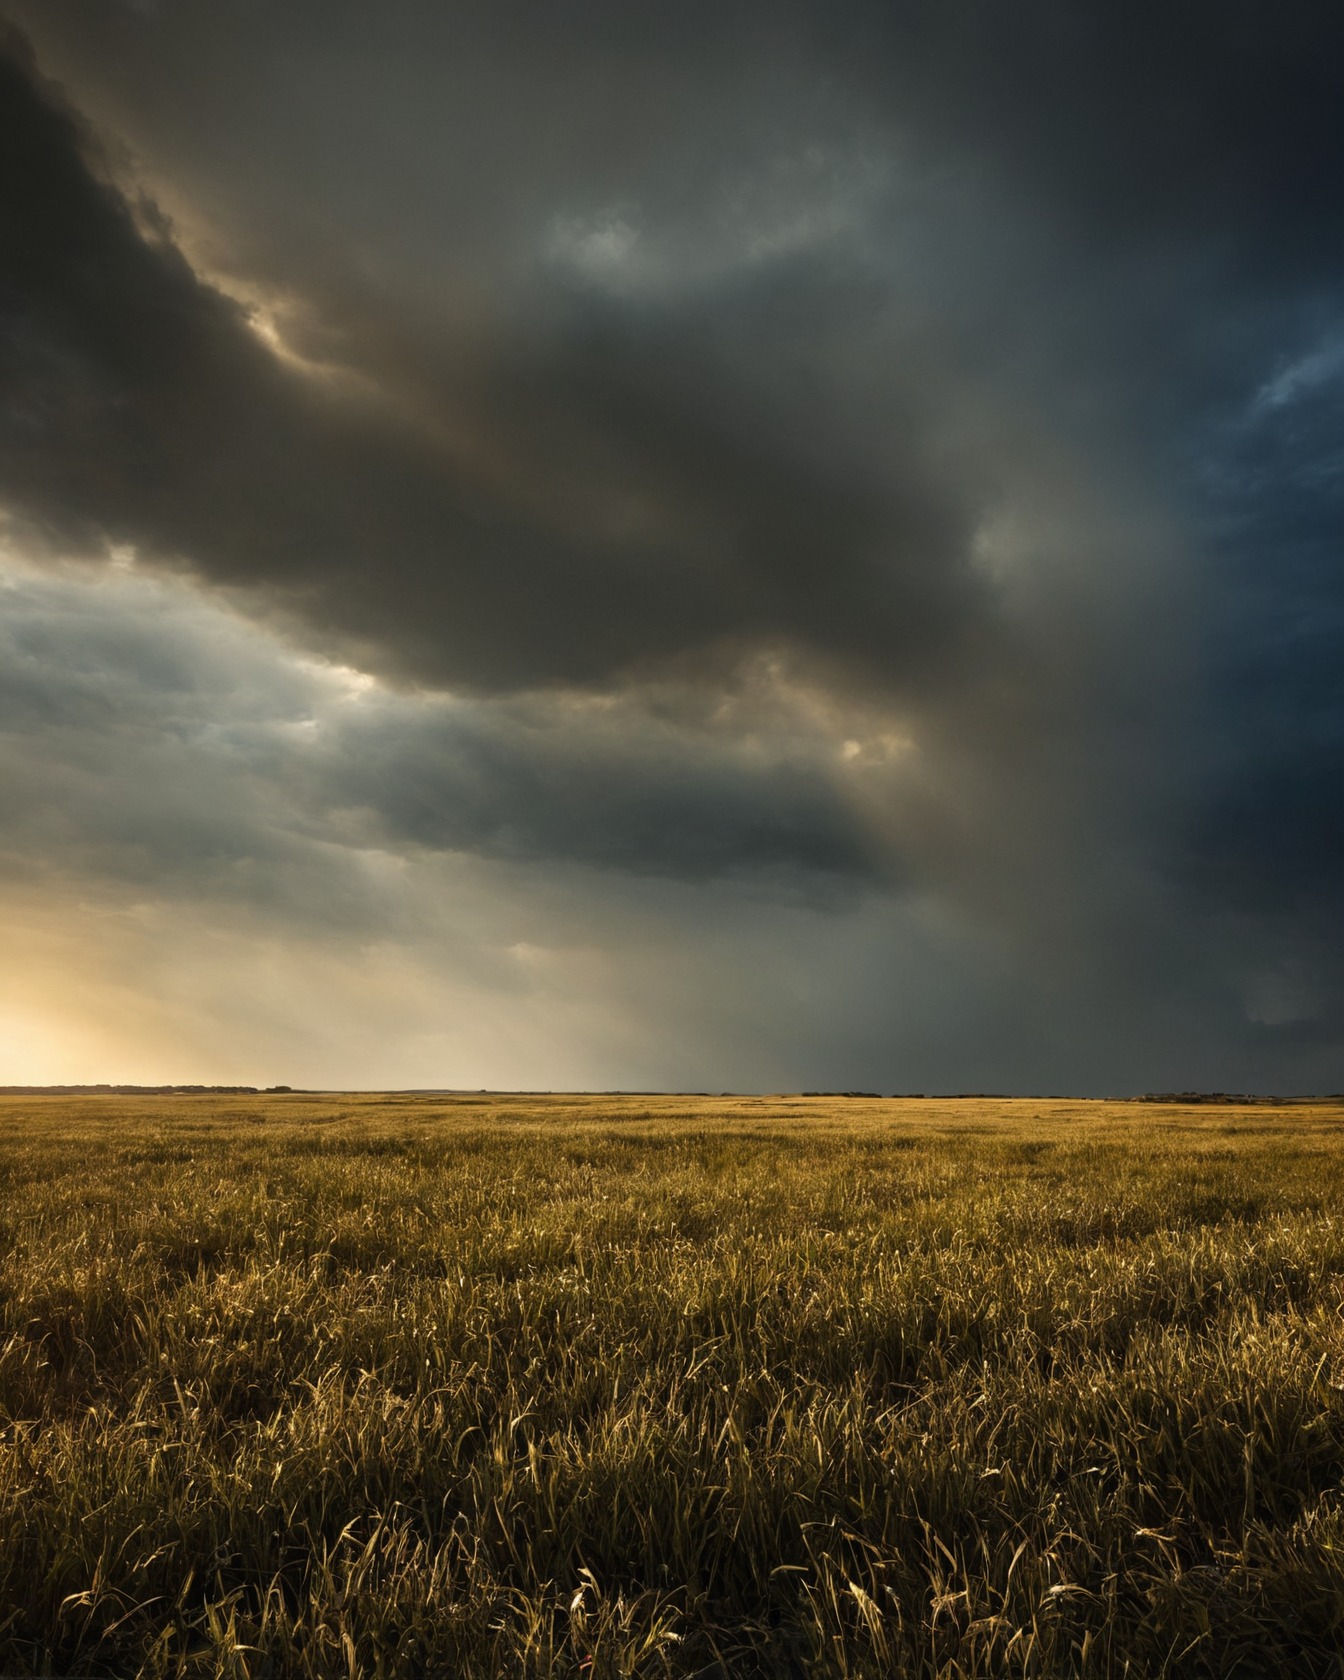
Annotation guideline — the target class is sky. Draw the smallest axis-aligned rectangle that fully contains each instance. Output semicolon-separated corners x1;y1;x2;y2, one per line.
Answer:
0;0;1340;1093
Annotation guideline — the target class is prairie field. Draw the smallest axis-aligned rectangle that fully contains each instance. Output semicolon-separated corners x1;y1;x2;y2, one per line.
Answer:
3;1094;1344;1678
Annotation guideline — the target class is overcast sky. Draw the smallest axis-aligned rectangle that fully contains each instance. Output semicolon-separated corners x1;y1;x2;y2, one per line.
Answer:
0;0;1340;1091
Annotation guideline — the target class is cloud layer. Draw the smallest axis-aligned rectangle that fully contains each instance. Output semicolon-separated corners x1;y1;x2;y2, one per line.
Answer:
0;1;1341;1089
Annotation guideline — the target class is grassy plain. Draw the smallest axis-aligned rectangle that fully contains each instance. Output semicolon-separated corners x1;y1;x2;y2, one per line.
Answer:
2;1093;1344;1677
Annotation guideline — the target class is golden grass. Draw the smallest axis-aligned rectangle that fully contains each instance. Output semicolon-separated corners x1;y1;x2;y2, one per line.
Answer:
2;1092;1344;1676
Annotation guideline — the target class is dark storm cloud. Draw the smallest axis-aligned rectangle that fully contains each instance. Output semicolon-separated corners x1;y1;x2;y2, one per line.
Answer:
6;0;1340;711
3;0;1339;696
0;564;876;891
1183;364;1344;925
315;699;876;883
0;23;981;693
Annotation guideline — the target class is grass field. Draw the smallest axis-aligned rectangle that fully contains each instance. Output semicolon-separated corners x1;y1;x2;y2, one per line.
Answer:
3;1093;1344;1678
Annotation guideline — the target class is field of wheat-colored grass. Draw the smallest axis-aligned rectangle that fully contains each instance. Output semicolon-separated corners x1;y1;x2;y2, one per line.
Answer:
2;1092;1344;1677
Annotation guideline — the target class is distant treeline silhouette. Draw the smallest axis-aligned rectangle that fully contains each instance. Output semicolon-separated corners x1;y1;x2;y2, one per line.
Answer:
0;1084;297;1095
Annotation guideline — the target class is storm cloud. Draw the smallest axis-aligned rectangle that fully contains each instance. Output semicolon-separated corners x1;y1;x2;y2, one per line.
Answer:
0;0;1341;1090
0;19;982;693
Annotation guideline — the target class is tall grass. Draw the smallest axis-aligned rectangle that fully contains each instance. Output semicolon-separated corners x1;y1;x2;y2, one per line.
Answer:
2;1094;1344;1676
